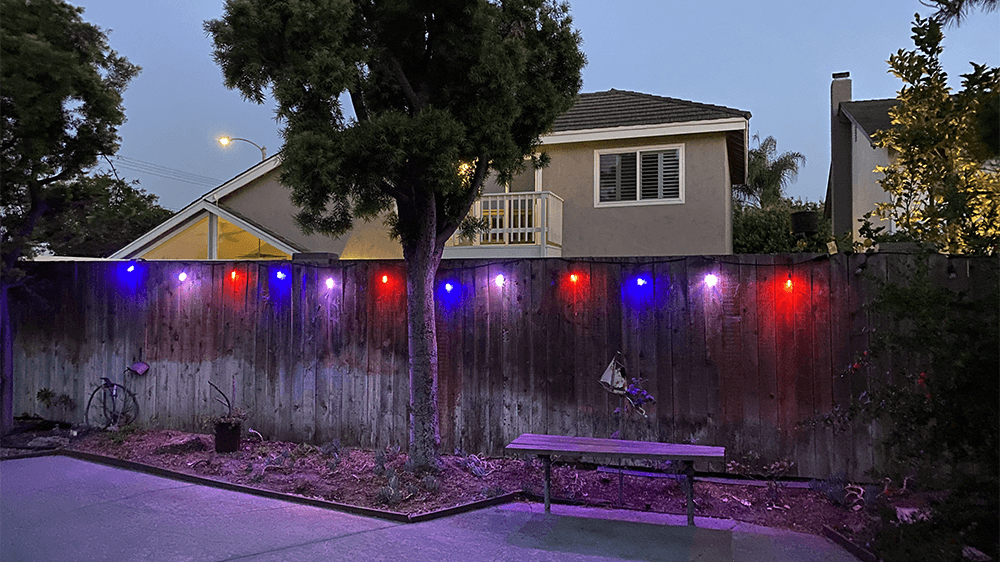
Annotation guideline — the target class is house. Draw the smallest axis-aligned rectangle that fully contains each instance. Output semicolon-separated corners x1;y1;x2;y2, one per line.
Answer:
826;72;898;241
111;90;750;261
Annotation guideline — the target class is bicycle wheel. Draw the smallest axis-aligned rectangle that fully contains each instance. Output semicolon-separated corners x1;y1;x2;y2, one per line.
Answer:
85;383;139;429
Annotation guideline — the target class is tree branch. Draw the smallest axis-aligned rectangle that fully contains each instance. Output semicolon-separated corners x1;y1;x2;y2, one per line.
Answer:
388;54;424;113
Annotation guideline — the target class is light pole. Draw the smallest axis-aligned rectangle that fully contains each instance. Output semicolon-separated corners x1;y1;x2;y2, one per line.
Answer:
218;136;266;161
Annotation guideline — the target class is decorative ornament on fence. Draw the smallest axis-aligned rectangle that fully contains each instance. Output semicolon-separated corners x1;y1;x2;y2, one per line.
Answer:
599;352;656;418
599;352;628;396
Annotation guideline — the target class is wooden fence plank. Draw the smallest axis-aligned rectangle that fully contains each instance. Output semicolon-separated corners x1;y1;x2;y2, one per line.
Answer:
12;255;996;481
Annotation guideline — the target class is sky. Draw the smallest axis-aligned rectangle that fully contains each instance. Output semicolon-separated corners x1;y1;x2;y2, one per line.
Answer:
74;0;999;212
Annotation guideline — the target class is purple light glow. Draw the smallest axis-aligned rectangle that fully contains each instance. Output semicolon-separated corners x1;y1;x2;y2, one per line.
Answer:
704;274;719;287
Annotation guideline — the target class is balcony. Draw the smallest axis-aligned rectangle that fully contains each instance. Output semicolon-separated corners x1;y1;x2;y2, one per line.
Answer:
443;191;563;258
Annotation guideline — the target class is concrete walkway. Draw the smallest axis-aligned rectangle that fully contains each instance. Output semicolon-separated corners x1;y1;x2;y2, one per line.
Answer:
1;456;858;561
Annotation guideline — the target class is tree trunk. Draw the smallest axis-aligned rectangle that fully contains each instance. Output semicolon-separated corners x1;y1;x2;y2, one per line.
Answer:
0;282;13;437
402;203;445;470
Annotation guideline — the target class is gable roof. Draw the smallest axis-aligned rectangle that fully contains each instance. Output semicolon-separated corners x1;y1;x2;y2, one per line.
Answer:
841;98;898;142
551;89;751;132
109;155;306;259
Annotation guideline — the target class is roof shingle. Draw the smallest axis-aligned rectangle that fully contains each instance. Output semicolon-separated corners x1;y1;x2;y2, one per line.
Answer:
550;89;752;132
841;98;898;141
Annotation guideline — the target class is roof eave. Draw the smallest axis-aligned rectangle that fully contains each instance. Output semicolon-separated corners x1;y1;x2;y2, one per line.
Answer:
541;117;750;145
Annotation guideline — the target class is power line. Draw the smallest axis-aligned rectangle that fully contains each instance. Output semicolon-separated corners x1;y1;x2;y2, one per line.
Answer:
109;156;223;187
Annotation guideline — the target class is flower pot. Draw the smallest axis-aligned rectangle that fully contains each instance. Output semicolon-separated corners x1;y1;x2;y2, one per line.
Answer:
214;421;241;453
790;211;819;236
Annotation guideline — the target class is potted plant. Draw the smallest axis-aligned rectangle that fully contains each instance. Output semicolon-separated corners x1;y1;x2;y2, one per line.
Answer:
206;382;249;453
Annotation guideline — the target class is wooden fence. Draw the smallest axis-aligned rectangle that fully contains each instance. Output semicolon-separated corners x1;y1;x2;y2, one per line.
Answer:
9;253;996;480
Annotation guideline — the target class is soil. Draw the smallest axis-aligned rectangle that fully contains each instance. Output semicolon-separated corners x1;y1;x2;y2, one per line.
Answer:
2;420;882;545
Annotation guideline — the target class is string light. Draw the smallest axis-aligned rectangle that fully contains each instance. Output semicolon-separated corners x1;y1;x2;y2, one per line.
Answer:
636;278;648;286
325;278;334;289
445;282;454;293
382;275;388;284
231;271;237;281
570;274;578;283
126;265;135;273
494;274;505;287
784;273;793;292
704;274;718;287
276;271;287;280
178;272;187;282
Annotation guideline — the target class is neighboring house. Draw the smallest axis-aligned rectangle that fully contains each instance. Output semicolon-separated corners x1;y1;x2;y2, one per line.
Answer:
826;72;898;241
111;89;750;261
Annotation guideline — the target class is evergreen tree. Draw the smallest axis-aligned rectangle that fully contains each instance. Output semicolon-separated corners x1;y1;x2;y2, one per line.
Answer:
206;0;585;468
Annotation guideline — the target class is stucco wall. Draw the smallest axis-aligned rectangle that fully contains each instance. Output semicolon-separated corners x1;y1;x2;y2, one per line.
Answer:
851;128;893;240
540;132;733;257
221;170;403;259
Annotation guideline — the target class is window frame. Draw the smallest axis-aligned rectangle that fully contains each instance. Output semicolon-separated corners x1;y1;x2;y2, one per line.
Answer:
593;143;685;208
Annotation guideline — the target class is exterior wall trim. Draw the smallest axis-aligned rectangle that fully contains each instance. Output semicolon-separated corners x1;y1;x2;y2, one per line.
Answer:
110;200;298;259
541;117;748;146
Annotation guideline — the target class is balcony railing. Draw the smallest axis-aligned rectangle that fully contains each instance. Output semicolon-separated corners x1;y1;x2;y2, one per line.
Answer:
444;191;563;258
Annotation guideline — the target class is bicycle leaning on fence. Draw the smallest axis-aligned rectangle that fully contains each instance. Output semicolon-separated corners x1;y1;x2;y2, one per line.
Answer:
85;361;147;429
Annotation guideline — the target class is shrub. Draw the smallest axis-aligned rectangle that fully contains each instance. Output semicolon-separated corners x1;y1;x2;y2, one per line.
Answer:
420;475;440;494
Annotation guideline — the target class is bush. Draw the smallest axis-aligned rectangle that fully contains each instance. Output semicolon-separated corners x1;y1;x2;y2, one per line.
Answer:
732;198;832;254
809;262;999;560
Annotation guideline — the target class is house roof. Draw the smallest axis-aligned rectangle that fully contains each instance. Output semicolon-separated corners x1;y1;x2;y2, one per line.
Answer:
113;89;753;259
108;155;305;259
551;89;751;132
840;98;898;142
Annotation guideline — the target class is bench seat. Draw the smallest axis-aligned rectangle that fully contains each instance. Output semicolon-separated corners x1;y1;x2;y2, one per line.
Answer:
505;433;726;526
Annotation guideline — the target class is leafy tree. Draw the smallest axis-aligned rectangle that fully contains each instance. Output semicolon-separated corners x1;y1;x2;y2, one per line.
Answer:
732;198;830;254
33;174;173;258
1;0;139;435
732;135;805;208
206;0;585;468
1;0;140;270
869;15;1000;255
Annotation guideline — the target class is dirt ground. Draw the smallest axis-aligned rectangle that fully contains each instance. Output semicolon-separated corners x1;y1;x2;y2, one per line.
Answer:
2;420;881;544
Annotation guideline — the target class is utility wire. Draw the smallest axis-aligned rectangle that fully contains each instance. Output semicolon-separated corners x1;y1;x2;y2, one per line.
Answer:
109;156;223;187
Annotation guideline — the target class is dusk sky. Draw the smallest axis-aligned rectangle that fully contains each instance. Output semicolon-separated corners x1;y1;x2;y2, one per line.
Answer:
75;0;998;212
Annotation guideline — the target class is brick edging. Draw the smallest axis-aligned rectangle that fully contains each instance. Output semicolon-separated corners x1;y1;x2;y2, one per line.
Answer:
822;525;878;562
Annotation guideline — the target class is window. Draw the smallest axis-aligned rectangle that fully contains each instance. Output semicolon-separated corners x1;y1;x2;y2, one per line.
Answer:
596;145;683;206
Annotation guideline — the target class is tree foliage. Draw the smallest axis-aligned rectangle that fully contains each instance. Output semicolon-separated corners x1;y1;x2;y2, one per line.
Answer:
732;198;830;254
920;0;998;25
206;0;585;467
869;15;1000;255
1;0;140;272
33;174;173;258
732;135;805;208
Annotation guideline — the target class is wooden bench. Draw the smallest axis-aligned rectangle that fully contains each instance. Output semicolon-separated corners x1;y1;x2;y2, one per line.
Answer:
505;433;726;526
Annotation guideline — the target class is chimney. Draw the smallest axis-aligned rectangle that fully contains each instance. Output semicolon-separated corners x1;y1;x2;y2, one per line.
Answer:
830;72;854;239
831;71;852;118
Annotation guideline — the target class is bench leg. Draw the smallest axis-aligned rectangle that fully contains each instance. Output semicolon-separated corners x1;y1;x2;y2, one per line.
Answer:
541;455;552;513
684;460;695;527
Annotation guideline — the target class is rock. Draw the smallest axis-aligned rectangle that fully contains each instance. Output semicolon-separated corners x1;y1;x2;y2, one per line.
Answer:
26;436;70;449
152;435;207;454
963;546;991;562
895;506;930;524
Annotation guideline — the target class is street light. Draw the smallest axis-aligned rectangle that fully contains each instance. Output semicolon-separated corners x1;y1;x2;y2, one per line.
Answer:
217;136;266;161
